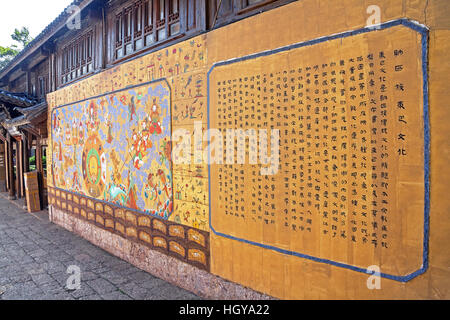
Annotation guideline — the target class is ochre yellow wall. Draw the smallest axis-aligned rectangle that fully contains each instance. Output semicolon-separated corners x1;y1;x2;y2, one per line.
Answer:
206;0;450;299
47;0;450;299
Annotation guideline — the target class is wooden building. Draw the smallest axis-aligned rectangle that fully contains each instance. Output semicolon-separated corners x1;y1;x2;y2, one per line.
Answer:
0;0;448;300
0;0;293;204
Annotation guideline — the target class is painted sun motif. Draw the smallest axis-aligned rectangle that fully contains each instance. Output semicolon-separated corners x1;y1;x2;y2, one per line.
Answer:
82;134;106;198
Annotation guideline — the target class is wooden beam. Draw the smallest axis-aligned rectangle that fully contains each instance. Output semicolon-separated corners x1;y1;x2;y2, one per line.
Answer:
40;46;51;57
20;125;41;139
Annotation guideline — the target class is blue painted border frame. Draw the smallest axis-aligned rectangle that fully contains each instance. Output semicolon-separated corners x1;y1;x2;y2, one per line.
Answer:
50;78;176;222
207;19;430;282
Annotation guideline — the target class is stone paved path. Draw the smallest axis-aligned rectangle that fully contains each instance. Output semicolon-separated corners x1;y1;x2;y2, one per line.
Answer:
0;196;201;300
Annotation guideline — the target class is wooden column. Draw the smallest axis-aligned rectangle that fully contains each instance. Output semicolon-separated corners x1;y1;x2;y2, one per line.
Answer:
36;138;42;173
3;140;8;191
36;138;44;210
20;138;26;198
7;133;16;200
16;139;23;199
0;142;6;192
23;133;30;174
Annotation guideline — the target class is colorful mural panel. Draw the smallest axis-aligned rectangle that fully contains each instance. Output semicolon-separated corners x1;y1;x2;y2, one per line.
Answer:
51;80;174;220
47;34;210;232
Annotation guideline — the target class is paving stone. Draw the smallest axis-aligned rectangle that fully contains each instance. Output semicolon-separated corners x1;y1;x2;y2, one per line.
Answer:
39;261;67;274
79;294;103;300
140;277;169;290
0;281;44;300
101;290;133;300
81;271;99;282
0;196;201;300
86;278;117;295
51;272;71;287
69;284;97;299
100;270;130;285
117;282;150;300
31;273;54;286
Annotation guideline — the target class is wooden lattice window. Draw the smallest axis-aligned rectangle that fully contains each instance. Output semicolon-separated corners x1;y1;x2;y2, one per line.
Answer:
245;0;266;5
211;0;287;29
61;30;94;85
114;0;181;60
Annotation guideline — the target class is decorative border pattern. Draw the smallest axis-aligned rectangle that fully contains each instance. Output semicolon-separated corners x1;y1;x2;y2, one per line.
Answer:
207;19;430;282
48;186;210;271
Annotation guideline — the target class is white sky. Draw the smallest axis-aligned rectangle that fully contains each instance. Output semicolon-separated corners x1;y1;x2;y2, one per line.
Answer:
0;0;74;48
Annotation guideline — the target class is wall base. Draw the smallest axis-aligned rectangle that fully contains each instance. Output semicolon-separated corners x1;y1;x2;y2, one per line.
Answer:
49;206;273;300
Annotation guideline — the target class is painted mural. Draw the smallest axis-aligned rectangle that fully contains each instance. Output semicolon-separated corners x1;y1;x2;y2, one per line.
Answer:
48;34;210;232
50;80;174;219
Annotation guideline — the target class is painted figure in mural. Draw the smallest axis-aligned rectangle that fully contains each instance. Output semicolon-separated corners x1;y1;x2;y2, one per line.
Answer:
87;101;100;131
71;171;82;193
72;119;78;145
129;115;156;170
104;172;127;205
140;117;152;151
104;171;137;210
158;169;173;218
65;124;71;145
63;153;74;172
58;141;63;162
52;113;62;137
159;139;172;164
144;173;158;204
78;119;85;145
143;169;173;219
126;172;138;210
105;114;113;144
128;96;137;122
157;169;170;198
149;98;162;135
130;129;144;170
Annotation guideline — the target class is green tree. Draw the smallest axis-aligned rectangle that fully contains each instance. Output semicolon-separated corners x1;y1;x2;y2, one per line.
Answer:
0;27;33;71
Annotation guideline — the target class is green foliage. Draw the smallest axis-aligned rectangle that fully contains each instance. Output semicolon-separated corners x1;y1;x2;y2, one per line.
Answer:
11;27;33;47
0;27;33;71
0;47;19;70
